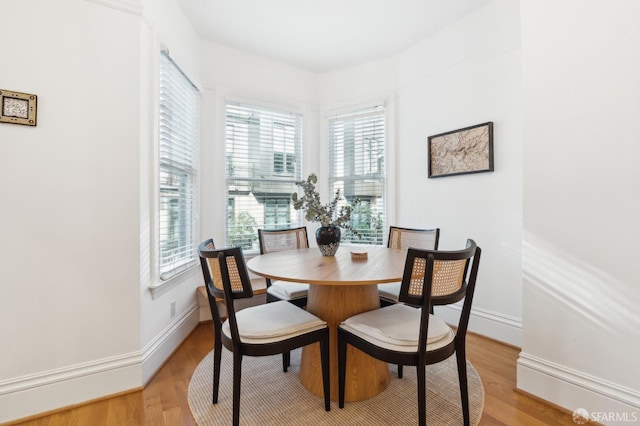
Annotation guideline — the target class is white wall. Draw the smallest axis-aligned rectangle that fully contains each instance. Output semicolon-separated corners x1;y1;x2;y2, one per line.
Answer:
318;0;523;345
395;0;522;345
519;0;640;421
0;0;206;421
318;56;398;106
0;0;143;421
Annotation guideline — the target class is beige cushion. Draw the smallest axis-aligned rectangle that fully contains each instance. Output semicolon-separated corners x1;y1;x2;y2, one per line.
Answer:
267;281;309;300
378;282;401;302
222;300;325;344
340;303;453;353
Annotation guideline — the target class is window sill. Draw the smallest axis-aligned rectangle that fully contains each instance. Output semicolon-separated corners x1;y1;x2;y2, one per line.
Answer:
148;263;200;299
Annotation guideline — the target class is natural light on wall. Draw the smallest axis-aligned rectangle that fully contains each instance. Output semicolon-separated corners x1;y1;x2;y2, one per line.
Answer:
522;230;640;339
224;101;303;251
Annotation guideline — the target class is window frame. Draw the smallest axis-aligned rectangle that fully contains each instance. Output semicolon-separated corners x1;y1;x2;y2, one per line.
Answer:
224;100;304;252
156;50;200;282
327;104;387;246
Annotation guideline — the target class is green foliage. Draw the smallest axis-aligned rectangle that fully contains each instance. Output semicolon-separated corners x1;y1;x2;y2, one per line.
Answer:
291;173;360;235
350;202;384;245
227;211;258;249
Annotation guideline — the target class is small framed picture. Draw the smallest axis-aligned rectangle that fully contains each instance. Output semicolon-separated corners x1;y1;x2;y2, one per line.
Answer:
0;89;37;126
428;122;493;178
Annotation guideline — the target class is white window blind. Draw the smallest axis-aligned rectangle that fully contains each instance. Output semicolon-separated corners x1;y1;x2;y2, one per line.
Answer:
328;105;386;245
158;51;200;280
225;101;303;250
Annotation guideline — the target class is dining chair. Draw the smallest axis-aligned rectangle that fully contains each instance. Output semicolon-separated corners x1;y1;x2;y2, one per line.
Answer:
378;226;440;306
258;226;310;308
197;238;225;405
338;240;481;426
197;238;274;394
198;243;331;426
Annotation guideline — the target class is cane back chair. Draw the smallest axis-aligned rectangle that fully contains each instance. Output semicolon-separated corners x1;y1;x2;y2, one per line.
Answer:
198;242;331;426
258;226;310;307
338;240;481;426
378;226;440;305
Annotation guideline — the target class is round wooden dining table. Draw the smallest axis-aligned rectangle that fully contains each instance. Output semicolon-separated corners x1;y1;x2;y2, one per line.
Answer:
246;245;407;401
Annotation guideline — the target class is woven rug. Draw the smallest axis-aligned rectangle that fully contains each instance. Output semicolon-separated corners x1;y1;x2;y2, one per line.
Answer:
188;348;484;425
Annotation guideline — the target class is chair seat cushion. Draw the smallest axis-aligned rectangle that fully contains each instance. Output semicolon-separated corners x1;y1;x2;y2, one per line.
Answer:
340;303;454;353
267;281;309;301
222;300;325;344
378;282;401;302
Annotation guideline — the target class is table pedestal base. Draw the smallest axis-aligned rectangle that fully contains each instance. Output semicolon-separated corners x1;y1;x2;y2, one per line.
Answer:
299;284;390;401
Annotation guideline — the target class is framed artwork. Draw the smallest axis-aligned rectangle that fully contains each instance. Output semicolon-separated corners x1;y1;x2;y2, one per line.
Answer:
428;122;493;178
0;89;37;126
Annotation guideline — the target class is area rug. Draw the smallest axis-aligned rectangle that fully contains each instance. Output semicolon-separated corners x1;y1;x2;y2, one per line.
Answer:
188;348;484;425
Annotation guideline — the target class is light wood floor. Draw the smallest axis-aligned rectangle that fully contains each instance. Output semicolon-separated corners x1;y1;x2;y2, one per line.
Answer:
10;323;575;426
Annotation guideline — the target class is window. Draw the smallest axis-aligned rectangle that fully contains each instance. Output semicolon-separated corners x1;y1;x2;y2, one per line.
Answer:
273;152;295;175
328;105;386;245
264;197;291;227
225;101;303;250
158;51;200;280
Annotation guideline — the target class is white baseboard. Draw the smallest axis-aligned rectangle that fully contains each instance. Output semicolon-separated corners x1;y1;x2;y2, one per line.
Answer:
517;352;640;424
142;303;200;384
435;303;522;347
0;351;142;423
0;304;199;424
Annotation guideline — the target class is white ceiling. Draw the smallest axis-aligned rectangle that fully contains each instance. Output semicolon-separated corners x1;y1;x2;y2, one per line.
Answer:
177;0;491;73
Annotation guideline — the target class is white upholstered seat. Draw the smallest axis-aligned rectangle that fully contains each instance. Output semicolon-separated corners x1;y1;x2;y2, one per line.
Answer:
377;282;402;303
266;281;310;301
340;303;453;352
222;300;326;344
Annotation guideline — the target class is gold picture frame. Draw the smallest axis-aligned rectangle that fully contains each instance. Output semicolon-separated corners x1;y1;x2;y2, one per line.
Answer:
0;89;37;126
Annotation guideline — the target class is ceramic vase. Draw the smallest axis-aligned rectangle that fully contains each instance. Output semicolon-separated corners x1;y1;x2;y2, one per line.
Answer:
315;225;341;256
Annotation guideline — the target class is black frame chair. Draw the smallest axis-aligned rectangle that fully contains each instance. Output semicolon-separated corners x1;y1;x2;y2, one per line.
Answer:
199;242;331;426
338;240;481;426
387;226;440;250
198;239;225;405
199;239;294;375
379;226;440;307
258;226;310;307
